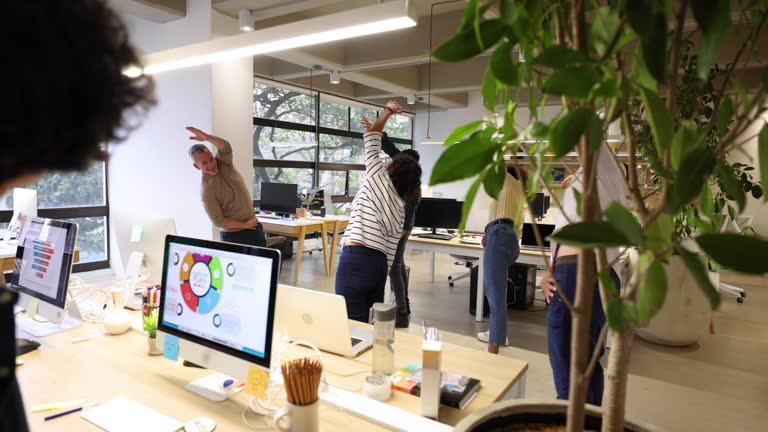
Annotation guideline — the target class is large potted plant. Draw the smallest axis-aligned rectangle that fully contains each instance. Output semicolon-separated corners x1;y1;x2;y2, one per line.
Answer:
429;1;768;431
631;42;764;346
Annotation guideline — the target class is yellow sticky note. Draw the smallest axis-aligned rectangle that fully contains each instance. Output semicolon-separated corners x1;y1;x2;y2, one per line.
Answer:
245;366;268;398
130;224;143;242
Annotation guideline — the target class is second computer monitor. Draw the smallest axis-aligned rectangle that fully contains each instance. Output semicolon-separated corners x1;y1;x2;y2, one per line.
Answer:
10;216;78;323
414;198;463;231
260;182;299;216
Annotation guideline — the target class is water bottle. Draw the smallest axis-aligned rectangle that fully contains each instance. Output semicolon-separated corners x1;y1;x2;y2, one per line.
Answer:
370;303;396;375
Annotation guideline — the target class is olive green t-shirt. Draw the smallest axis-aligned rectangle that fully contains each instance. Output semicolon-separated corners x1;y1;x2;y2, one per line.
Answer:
200;141;254;231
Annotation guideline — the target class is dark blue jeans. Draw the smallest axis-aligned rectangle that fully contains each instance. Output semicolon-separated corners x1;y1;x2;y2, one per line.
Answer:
389;233;410;317
546;261;619;406
335;246;387;323
483;220;520;346
220;225;266;247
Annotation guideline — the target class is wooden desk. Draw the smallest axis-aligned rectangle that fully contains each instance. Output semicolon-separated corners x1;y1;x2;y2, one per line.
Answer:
406;236;549;322
0;245;80;272
16;321;390;432
259;216;349;284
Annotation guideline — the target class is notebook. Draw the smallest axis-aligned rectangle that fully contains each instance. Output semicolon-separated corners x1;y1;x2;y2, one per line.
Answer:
390;362;481;410
80;396;183;432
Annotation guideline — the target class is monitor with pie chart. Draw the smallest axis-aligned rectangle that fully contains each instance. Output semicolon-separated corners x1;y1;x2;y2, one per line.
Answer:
157;235;281;379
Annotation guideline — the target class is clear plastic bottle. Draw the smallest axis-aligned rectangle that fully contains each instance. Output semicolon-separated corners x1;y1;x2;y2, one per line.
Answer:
371;303;396;375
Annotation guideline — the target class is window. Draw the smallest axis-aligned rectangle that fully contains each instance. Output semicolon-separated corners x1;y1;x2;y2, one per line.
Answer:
253;80;413;205
0;162;110;271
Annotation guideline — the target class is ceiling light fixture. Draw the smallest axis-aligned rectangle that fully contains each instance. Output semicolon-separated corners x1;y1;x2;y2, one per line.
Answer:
239;10;255;32
407;94;416;105
141;0;416;75
329;70;340;84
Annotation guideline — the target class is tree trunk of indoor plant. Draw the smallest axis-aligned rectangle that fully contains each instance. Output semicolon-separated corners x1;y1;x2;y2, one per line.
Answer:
602;326;635;431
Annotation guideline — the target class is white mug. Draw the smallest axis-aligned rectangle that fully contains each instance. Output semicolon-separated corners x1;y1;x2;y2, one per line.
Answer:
274;401;319;432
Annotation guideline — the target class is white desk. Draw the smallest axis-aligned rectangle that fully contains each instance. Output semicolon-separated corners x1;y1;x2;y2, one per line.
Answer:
406;236;549;322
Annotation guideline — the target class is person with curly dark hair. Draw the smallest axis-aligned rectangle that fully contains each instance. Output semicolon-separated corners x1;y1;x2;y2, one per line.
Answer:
336;101;422;322
0;2;155;431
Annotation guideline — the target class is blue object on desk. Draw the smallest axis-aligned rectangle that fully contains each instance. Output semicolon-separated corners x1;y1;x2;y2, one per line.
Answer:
44;402;99;421
163;335;179;361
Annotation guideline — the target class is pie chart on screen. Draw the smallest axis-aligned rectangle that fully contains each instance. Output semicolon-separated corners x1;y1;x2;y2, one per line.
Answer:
179;252;224;314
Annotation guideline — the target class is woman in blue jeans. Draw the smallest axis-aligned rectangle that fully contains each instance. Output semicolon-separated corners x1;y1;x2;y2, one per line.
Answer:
478;167;526;354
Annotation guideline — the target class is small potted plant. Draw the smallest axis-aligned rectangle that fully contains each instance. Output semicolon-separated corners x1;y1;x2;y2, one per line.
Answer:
143;308;162;356
297;188;323;217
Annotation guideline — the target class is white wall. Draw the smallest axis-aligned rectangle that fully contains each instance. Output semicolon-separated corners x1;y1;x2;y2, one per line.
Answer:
729;110;768;236
211;11;255;240
414;93;563;231
109;0;213;275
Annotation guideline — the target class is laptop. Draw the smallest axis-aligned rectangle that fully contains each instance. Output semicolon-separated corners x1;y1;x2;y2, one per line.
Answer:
520;223;555;250
274;285;374;357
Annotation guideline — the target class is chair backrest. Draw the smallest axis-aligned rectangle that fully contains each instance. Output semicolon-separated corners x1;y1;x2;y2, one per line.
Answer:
449;254;479;263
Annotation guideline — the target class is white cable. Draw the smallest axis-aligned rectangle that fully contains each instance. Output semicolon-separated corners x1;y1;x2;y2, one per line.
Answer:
68;277;110;323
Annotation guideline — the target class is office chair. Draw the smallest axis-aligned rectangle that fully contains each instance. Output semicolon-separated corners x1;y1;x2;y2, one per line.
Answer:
448;255;479;287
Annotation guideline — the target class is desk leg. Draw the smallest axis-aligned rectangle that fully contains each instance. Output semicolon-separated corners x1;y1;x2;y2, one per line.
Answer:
328;221;339;274
428;252;435;282
321;222;329;275
476;254;485;322
293;226;307;285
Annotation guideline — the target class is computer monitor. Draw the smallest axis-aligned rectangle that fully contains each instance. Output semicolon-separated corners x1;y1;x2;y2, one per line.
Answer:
413;198;463;234
530;192;546;220
521;223;556;249
11;216;79;329
118;216;177;285
157;235;281;397
260;182;299;217
544;195;551;214
5;188;37;241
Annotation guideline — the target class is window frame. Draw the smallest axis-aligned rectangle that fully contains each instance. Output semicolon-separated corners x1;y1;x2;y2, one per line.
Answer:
253;78;414;207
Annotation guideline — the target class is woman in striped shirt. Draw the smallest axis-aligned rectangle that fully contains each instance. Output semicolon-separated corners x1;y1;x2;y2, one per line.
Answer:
336;101;422;322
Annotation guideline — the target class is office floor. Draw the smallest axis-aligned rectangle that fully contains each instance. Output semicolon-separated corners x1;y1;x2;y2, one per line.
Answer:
280;240;768;432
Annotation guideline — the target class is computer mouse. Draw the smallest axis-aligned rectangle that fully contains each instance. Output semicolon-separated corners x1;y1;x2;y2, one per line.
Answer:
184;417;216;432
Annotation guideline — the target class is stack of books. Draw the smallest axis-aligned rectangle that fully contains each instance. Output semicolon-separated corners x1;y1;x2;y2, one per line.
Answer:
390;361;481;410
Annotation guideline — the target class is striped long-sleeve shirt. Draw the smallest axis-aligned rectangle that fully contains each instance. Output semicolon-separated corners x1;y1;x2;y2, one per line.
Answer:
342;132;405;269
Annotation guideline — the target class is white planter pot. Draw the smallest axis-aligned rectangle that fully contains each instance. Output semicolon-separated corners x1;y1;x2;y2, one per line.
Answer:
636;255;714;346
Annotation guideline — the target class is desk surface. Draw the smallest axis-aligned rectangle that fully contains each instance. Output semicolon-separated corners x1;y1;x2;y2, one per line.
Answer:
16;320;389;431
408;235;550;257
16;313;527;430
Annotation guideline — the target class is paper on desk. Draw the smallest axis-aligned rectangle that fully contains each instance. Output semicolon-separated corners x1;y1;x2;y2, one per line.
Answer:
81;396;183;432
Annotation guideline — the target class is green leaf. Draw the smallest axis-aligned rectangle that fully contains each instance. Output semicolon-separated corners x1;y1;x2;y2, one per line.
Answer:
637;259;667;323
458;0;479;32
633;46;658;91
502;102;518;140
433;19;506;63
530;46;594;69
429;132;497;185
645;214;673;254
490;41;520;86
641;12;668;84
549;108;589;157
590;7;621;57
718;164;746;212
678;247;721;310
481;68;498;112
549;221;632;248
733;78;752;113
530;121;549;138
589;79;619;100
640;87;674;155
573;189;583;218
759;123;768;202
598;270;620;296
670;121;702;171
443;120;486;146
692;0;731;80
604;203;643;246
699;182;714;218
666;151;716;213
586;111;604;153
460;176;484;233
542;66;600;98
606;296;625;331
716;96;735;136
483;158;506;200
696;233;768;274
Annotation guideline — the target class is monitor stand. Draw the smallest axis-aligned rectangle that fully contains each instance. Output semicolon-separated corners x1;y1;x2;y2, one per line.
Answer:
15;298;82;338
185;372;244;402
414;228;453;241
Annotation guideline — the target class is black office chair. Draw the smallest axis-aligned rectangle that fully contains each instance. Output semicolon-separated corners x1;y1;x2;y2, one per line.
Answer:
448;254;479;287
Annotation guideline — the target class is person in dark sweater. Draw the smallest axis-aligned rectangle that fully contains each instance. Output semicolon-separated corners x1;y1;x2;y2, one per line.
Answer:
361;117;422;328
0;2;155;431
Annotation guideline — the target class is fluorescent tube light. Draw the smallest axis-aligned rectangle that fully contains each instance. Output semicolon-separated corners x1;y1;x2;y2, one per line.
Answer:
141;1;416;75
270;141;318;148
421;137;443;145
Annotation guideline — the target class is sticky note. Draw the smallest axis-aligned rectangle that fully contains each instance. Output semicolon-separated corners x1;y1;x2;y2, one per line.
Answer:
245;366;268;398
130;224;144;242
163;335;179;361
